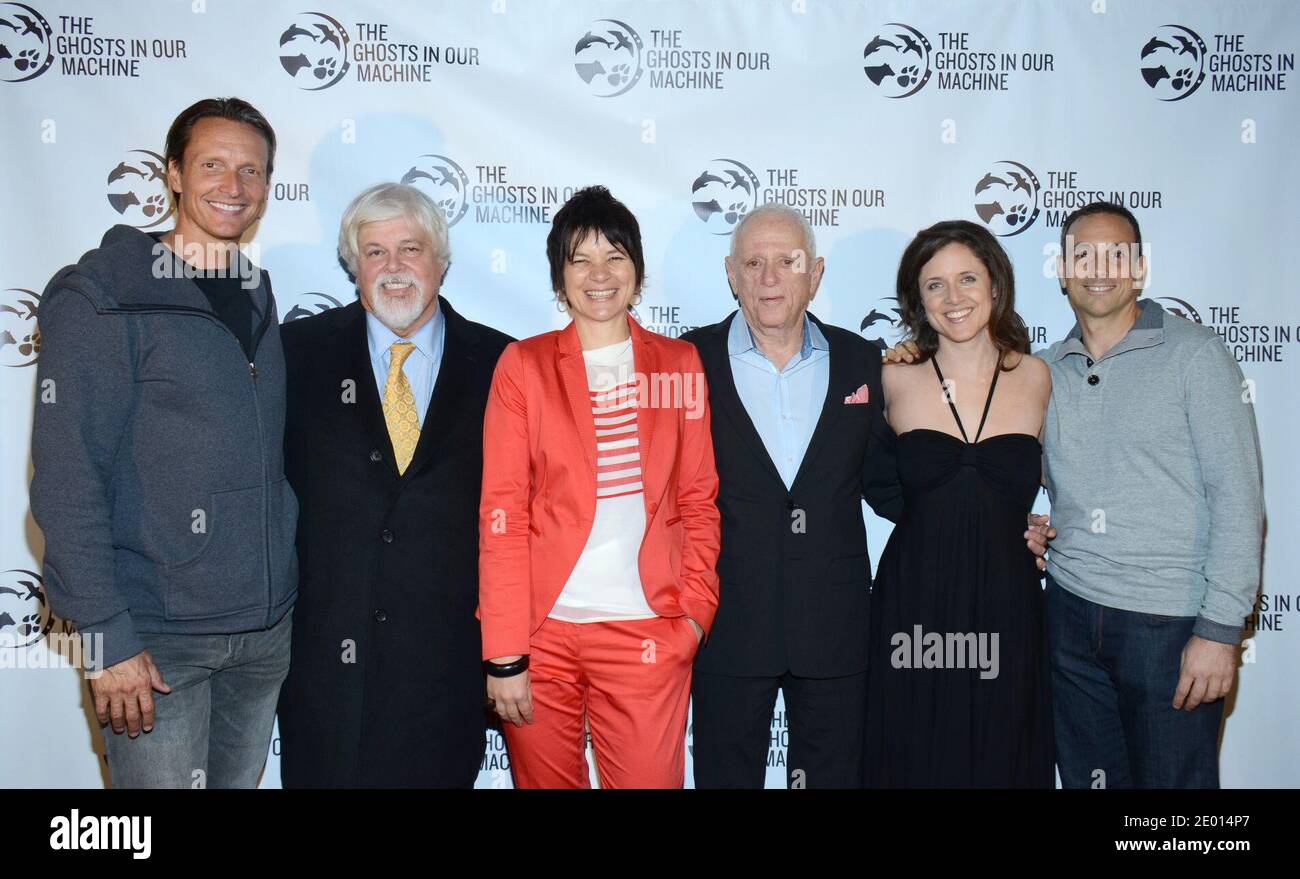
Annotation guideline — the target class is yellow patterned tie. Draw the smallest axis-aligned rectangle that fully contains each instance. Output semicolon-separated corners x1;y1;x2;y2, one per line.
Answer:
382;341;420;475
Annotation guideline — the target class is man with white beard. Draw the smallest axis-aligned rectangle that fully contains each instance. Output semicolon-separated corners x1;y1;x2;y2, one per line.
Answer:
275;183;513;787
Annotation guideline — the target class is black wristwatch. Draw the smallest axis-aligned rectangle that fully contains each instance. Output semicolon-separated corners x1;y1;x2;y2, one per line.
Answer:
484;656;529;678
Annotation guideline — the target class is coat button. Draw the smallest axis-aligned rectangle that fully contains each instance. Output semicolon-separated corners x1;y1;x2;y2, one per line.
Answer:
370;449;383;462
785;498;796;511
373;609;387;622
1086;358;1094;368
381;529;394;543
1087;374;1100;386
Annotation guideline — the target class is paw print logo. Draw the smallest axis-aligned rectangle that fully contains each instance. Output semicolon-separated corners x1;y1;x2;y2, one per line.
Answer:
141;194;168;218
862;25;932;98
13;48;42;72
0;569;50;646
606;62;630;87
278;13;350;89
690;159;759;235
1139;26;1206;101
19;330;39;360
973;161;1040;237
573;19;644;97
278;13;351;89
107;150;173;228
400;154;469;226
18;610;43;638
724;202;748;226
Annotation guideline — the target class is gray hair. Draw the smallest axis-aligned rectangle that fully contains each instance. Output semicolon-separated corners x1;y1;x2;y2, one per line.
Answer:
338;182;451;277
729;202;816;262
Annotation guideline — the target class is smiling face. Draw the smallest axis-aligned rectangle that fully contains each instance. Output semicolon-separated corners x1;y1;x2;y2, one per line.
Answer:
166;117;270;249
560;230;638;330
355;215;443;337
726;212;824;336
1059;212;1145;321
917;242;996;344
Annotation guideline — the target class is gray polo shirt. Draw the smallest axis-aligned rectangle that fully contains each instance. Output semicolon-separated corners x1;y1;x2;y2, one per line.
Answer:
1042;298;1264;644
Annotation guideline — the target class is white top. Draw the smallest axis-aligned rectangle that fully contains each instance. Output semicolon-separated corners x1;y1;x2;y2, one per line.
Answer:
549;337;656;623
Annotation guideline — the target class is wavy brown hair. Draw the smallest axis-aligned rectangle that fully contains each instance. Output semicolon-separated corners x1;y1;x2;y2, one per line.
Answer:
895;220;1030;369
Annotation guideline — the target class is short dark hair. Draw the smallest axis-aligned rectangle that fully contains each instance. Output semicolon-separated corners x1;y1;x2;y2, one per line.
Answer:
164;97;277;201
546;186;645;298
895;220;1030;367
1059;200;1142;257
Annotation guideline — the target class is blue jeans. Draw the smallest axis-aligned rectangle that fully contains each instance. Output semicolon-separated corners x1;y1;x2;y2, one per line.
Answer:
1046;577;1223;789
100;610;292;789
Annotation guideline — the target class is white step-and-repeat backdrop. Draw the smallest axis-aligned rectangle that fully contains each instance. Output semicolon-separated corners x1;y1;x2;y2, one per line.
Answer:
1;0;1295;788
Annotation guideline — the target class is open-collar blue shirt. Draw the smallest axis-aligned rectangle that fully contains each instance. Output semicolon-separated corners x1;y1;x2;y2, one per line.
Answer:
727;311;830;488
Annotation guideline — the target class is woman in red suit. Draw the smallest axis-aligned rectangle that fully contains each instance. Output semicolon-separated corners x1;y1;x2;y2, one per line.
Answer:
479;186;720;788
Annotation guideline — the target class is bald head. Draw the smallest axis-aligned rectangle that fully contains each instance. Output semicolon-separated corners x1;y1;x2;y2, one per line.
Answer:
730;202;816;262
724;204;824;340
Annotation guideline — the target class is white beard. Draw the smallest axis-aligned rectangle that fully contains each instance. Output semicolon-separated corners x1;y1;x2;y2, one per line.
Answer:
369;272;432;334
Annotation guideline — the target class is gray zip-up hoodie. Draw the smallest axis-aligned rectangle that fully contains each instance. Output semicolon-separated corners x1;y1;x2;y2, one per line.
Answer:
1043;299;1264;644
30;224;298;668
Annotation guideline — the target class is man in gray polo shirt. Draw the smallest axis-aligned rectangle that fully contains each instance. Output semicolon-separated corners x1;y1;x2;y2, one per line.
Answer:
1043;201;1264;789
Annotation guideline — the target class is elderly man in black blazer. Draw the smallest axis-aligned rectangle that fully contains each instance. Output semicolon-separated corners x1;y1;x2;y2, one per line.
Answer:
682;204;902;789
276;183;511;787
684;204;1050;789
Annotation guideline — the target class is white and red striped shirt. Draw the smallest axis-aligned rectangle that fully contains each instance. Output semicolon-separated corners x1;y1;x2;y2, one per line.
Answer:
550;337;655;623
592;375;643;499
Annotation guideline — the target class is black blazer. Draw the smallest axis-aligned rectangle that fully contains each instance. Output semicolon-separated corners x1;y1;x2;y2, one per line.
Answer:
682;311;900;678
276;296;512;788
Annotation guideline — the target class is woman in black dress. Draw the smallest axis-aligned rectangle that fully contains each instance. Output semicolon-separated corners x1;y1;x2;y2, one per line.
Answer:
864;220;1054;787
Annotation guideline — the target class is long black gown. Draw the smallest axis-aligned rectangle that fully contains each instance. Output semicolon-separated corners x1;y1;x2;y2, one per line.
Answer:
864;357;1054;788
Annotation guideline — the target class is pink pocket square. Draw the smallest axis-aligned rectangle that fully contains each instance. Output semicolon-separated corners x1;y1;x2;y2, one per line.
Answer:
843;384;870;405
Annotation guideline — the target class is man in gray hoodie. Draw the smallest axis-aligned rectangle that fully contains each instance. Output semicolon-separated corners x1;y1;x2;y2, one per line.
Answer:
29;98;296;788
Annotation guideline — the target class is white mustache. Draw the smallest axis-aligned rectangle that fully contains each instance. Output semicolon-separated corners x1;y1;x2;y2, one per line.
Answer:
373;272;420;295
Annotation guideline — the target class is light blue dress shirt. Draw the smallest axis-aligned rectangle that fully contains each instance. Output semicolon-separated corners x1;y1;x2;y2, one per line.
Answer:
366;305;445;427
727;312;830;488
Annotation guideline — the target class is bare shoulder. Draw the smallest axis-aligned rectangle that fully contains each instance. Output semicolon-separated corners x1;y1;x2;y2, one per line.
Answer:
1022;352;1051;391
881;357;925;388
1004;352;1052;406
1003;349;1047;377
881;358;931;406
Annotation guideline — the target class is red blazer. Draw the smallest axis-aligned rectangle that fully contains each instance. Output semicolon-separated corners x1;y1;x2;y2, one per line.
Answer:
478;315;721;660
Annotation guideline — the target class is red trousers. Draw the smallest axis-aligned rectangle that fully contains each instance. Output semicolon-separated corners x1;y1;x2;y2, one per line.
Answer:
503;615;696;789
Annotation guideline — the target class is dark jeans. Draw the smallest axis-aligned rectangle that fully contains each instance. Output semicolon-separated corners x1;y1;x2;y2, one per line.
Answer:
100;610;292;789
1046;577;1223;789
691;669;867;789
